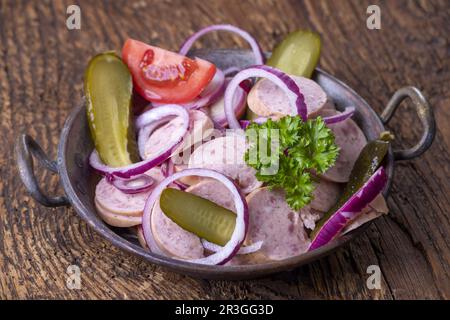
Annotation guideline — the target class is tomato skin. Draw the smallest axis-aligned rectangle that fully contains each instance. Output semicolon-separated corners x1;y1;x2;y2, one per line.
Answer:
122;39;216;104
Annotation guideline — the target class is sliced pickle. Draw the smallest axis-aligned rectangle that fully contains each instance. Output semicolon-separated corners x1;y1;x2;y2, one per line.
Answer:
267;30;322;78
160;188;236;246
312;132;393;238
85;52;139;167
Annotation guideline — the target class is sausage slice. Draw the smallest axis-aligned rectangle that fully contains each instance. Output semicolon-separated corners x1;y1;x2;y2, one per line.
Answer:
94;167;164;217
245;187;311;261
151;199;205;260
247;76;328;118
188;135;262;193
320;111;367;183
95;200;142;227
143;110;213;161
310;179;342;212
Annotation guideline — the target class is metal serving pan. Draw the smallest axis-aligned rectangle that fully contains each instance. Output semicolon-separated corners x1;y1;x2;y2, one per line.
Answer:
16;49;435;280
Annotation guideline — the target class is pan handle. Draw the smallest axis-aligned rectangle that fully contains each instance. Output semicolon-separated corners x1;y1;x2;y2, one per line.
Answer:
380;86;436;161
15;134;70;207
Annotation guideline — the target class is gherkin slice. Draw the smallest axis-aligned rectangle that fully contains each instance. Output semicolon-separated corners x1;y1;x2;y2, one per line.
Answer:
85;52;138;167
311;132;392;238
267;30;322;78
160;188;236;246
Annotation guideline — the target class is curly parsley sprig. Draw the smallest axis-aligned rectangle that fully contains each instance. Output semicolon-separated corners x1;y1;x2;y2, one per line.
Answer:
245;116;339;210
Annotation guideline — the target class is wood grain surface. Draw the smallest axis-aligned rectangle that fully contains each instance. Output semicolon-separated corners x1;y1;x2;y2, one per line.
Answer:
1;0;449;299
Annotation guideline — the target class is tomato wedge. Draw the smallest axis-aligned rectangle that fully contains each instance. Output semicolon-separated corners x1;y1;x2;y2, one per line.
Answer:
122;39;216;104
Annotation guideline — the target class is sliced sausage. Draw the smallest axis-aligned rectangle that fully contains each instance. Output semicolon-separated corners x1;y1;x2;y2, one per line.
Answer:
185;179;236;211
188;134;262;193
95;200;142;227
143;110;213;160
95;167;164;217
151;199;205;260
245;187;311;261
173;164;201;186
247;76;328;118
94;167;164;217
299;208;323;231
175;110;214;154
320;111;367;183
310;179;342;212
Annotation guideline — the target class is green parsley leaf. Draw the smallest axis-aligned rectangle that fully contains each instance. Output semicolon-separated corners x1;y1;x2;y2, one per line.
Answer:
245;116;339;210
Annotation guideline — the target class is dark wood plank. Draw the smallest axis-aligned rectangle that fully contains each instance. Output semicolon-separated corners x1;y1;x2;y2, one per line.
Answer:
0;0;448;299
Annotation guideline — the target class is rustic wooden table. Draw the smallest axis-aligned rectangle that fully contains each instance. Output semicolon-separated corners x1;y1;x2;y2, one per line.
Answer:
1;0;449;299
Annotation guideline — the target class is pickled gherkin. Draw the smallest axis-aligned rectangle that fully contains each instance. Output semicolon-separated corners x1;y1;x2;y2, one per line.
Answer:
267;30;322;78
85;52;139;167
160;188;236;246
312;131;393;238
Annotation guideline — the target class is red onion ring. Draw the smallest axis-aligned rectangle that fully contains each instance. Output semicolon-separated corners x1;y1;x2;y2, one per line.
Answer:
141;168;249;265
135;104;188;130
209;79;248;128
152;69;226;110
179;24;265;65
110;174;154;194
201;239;263;255
89;105;190;179
160;160;171;178
224;65;307;129
170;163;189;190
137;118;170;159
161;160;188;189
322;107;355;124
238;78;252;94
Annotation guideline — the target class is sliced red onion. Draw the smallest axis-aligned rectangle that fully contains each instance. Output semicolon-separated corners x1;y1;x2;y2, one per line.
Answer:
308;166;388;251
201;239;263;255
224;65;307;129
135;104;188;130
163;160;189;190
239;120;251;130
323;107;355;125
90;105;190;179
173;180;189;191
179;24;265;65
238;78;252;94
141;168;249;265
152;69;225;110
110;174;154;194
160;160;172;178
209;79;248;127
137;118;169;159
